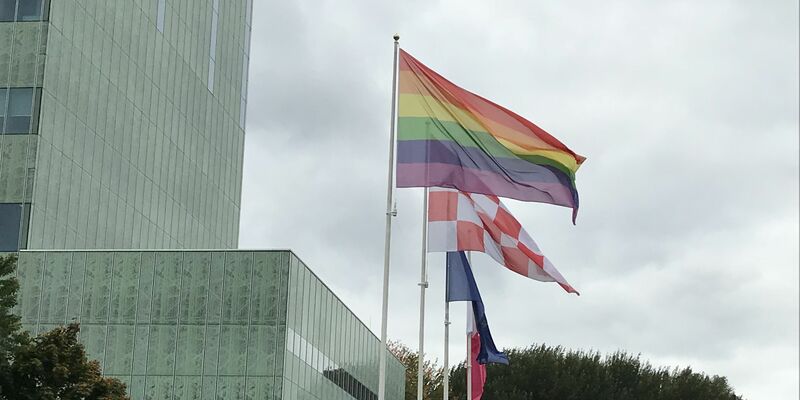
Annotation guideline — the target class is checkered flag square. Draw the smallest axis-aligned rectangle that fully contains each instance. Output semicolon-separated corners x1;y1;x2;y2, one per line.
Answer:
427;187;578;294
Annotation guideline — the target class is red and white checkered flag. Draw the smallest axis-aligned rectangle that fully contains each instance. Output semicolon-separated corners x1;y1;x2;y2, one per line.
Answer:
428;187;578;294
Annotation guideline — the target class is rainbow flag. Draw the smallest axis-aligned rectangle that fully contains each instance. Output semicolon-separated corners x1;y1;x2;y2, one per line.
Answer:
396;49;586;221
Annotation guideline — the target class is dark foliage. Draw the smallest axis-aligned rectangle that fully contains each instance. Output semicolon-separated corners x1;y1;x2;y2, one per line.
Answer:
0;256;23;377
0;255;129;399
448;344;744;400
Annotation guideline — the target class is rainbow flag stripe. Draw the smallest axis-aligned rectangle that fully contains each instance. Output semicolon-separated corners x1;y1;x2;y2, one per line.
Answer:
396;49;586;221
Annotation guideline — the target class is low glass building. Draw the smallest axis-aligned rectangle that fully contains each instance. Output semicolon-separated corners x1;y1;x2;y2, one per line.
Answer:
15;249;405;400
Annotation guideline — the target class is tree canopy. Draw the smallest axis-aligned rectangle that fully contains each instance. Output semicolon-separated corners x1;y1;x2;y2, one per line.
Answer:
388;341;444;400
390;339;744;400
0;254;129;400
448;344;744;400
0;255;23;379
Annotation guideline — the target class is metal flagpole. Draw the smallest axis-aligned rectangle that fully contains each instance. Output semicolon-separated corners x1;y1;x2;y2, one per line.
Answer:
466;252;472;400
378;34;400;400
466;302;472;400
417;187;430;400
443;267;450;400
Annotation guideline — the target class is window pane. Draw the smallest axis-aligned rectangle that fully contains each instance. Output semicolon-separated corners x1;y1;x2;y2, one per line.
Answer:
8;88;32;116
6;88;33;134
209;11;218;60
0;203;22;251
156;0;165;32
0;88;7;112
0;0;15;22
207;6;219;93
5;115;30;133
207;59;215;93
0;88;6;131
17;0;43;21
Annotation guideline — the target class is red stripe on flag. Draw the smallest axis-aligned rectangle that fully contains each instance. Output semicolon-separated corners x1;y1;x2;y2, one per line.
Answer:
399;49;586;165
470;331;486;400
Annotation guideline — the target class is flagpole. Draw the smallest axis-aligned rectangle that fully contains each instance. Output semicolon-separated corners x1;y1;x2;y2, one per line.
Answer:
466;253;472;400
417;187;429;400
378;34;400;400
466;306;472;400
443;262;450;400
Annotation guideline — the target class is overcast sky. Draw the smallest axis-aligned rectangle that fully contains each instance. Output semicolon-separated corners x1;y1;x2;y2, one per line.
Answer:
238;1;799;398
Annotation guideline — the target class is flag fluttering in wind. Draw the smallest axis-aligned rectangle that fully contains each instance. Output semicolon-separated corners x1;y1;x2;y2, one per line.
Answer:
395;49;586;222
447;251;509;365
429;187;578;294
468;307;487;400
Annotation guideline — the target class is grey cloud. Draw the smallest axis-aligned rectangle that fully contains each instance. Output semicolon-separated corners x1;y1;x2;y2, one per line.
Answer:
240;1;798;398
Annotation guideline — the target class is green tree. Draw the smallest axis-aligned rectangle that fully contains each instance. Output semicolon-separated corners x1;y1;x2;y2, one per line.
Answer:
0;256;24;379
0;254;129;399
448;344;744;400
388;341;444;400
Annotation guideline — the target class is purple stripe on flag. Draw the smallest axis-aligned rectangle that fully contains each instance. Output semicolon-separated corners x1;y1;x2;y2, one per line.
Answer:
397;162;577;209
397;140;568;185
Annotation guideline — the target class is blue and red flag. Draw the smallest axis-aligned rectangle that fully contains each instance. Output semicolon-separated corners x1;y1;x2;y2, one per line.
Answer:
446;251;509;365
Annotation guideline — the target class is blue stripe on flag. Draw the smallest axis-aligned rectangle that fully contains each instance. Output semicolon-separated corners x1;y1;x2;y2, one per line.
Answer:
446;252;509;365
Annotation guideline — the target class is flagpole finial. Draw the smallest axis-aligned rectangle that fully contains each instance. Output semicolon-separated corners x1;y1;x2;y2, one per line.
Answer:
393;34;400;42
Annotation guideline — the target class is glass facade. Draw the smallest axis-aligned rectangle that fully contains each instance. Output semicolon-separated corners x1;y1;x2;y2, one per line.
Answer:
5;2;407;399
0;11;45;251
16;250;406;400
282;253;405;400
0;0;250;251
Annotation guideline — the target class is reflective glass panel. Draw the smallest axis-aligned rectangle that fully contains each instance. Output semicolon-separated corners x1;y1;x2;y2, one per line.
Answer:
16;250;406;399
0;0;15;21
0;203;22;251
17;0;43;21
156;0;165;32
5;88;33;133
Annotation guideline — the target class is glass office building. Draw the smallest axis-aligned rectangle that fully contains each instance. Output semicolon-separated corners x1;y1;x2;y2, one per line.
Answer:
1;0;249;251
3;2;408;398
16;250;406;399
